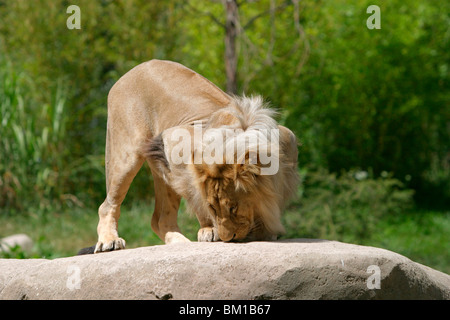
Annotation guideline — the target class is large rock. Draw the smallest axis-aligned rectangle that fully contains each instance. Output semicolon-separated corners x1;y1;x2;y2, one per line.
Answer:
0;239;448;300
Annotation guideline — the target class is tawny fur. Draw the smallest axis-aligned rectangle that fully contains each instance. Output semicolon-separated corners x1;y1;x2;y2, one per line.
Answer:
86;59;298;254
147;95;299;242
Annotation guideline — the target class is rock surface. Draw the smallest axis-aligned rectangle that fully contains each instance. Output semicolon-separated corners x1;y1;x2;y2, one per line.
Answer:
0;239;449;300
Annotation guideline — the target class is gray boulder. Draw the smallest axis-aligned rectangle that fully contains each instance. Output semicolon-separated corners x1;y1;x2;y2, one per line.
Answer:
0;234;33;254
0;239;448;299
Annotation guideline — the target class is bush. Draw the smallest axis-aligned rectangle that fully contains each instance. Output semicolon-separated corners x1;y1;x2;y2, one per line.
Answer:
282;168;415;243
0;58;105;211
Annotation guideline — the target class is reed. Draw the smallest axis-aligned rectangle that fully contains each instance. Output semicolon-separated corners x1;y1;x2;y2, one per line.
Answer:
0;59;71;210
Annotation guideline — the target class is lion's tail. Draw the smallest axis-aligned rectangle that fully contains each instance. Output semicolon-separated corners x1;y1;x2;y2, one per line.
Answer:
77;245;96;255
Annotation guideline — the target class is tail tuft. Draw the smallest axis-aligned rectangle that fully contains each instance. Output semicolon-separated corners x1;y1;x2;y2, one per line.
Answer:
77;245;96;255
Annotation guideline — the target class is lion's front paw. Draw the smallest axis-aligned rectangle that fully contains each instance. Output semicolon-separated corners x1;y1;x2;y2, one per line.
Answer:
197;227;220;242
94;237;126;253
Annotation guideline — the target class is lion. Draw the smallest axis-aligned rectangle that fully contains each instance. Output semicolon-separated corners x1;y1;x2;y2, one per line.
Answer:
78;60;298;254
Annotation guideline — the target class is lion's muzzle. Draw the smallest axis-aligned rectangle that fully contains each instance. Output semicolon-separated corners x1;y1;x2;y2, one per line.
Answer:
217;219;250;242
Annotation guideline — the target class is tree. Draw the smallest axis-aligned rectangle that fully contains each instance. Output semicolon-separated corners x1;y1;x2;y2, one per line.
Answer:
223;0;239;94
187;0;294;94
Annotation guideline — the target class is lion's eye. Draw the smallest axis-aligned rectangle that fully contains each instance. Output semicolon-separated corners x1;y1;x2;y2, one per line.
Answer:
229;205;237;215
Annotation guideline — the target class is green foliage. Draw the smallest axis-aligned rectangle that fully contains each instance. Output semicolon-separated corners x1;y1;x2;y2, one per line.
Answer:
367;209;450;274
0;1;448;210
229;0;449;206
0;244;29;259
0;60;68;209
282;168;415;242
0;58;106;210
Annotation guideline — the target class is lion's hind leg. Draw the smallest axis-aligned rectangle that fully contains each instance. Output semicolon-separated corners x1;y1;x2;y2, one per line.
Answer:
149;168;191;244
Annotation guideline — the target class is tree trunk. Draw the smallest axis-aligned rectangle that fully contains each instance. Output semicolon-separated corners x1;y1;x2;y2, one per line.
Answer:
223;0;238;94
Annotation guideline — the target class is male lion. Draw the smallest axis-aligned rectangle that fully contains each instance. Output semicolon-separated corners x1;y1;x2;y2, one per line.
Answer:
79;60;298;254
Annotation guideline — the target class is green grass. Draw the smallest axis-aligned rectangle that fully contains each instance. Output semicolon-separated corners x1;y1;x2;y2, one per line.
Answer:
361;210;450;274
0;200;199;258
0;204;448;274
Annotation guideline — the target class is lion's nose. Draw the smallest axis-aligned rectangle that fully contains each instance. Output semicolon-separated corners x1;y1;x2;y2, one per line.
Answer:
223;234;236;242
221;233;235;242
218;227;235;242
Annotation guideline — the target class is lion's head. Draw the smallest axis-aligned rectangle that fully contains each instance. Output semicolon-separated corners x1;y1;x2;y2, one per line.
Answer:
192;161;265;241
145;95;299;242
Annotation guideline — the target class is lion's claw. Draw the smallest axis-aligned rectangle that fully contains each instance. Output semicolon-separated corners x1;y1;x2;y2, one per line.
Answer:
94;237;126;253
